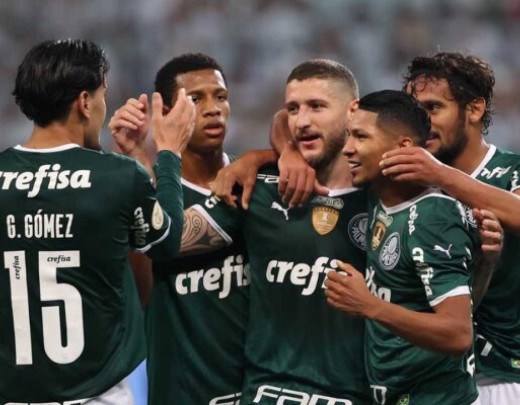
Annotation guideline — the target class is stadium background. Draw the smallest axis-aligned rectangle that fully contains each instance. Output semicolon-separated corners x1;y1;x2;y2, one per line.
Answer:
1;0;519;403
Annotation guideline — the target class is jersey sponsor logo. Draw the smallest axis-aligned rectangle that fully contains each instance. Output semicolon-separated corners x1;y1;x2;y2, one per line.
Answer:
310;196;344;210
312;206;339;235
132;207;151;247
257;173;279;183
366;266;391;302
271;201;290;220
175;254;250;299
205;195;222;209
408;205;418;235
0;164;91;198
151;201;164;230
412;247;434;297
266;256;337;296
512;170;519;189
371;221;386;251
5;401;89;405
480;165;511;179
379;232;400;270
433;243;452;259
253;384;353;404
209;392;241;405
370;385;387;405
348;213;368;250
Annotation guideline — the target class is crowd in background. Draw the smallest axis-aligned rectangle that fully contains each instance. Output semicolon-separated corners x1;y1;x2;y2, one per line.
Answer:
1;0;519;153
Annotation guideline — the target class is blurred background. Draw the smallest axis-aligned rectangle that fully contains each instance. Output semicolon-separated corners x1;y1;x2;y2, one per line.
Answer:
1;0;520;155
1;0;519;402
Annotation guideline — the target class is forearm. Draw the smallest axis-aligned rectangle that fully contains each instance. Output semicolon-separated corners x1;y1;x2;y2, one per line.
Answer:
129;146;155;180
436;165;520;235
270;126;295;156
471;254;495;310
369;298;472;356
242;149;278;168
148;151;183;258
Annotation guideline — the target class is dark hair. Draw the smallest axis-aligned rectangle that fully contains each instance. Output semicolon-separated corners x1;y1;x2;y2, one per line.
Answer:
13;39;109;127
286;59;359;98
154;53;226;108
358;90;431;146
403;52;495;134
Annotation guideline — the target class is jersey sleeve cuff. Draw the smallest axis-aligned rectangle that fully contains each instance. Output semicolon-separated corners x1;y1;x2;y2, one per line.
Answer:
429;285;470;307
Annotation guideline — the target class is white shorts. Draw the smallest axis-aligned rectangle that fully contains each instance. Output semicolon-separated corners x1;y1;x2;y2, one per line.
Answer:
85;380;134;405
476;375;520;405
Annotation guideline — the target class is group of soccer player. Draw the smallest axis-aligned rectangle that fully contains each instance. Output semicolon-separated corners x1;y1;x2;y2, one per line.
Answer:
1;38;519;405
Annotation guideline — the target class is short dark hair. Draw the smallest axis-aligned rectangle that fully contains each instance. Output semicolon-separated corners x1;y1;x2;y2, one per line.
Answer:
154;53;226;108
403;52;495;134
286;59;359;98
13;39;109;127
358;90;431;146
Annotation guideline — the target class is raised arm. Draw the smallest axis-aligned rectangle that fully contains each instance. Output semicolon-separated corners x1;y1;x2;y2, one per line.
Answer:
380;147;520;235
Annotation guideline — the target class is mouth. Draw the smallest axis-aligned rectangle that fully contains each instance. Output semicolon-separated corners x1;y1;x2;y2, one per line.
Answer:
296;132;321;148
203;121;225;137
348;160;361;173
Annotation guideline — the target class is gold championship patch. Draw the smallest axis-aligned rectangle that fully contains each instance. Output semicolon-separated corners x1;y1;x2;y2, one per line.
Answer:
371;220;386;251
312;206;339;235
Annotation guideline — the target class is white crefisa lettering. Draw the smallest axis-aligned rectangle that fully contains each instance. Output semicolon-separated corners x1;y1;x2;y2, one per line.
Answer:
209;392;241;405
253;385;353;405
480;166;511;179
265;256;337;296
365;266;392;302
412;247;433;296
0;164;91;198
131;207;150;247
175;255;250;299
408;205;418;235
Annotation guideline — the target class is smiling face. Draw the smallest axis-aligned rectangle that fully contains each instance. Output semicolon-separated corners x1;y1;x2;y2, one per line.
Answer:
285;78;351;170
174;69;229;154
407;76;468;164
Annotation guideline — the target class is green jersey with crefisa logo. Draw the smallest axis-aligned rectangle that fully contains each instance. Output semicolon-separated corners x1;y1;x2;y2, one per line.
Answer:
146;154;249;405
0;145;182;403
472;145;520;383
365;188;478;405
195;166;371;405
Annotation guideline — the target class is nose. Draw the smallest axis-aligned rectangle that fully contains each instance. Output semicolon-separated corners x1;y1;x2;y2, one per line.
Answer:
202;97;221;117
343;134;355;157
295;107;311;130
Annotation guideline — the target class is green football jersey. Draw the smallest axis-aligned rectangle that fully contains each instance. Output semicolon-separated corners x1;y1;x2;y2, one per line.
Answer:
196;167;371;404
472;145;520;383
365;188;478;405
146;154;249;405
0;144;183;403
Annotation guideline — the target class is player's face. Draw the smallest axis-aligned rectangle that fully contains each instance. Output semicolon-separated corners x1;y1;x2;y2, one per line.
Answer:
407;76;468;164
84;82;107;151
344;108;397;187
285;78;349;170
174;69;229;154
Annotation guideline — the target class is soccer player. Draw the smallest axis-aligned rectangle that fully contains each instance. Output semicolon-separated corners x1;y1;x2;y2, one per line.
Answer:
109;53;250;404
380;53;520;404
0;39;194;404
182;59;371;404
326;90;480;404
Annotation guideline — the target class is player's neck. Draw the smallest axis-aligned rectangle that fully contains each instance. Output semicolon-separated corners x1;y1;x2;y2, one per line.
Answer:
450;134;489;175
181;148;225;188
316;154;353;189
24;123;83;149
373;177;427;207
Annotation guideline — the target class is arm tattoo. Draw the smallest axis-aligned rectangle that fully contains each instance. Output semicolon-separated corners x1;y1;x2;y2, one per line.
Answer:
180;207;227;256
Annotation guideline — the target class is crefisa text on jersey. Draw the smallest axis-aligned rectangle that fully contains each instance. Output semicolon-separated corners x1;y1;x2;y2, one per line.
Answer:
0;164;91;198
6;210;74;239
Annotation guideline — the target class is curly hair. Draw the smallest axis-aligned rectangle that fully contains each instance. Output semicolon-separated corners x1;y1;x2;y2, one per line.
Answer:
403;52;495;134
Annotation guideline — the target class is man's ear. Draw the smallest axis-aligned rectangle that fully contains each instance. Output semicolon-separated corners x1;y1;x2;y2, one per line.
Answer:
399;137;413;148
467;97;486;125
77;90;91;119
346;99;359;122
